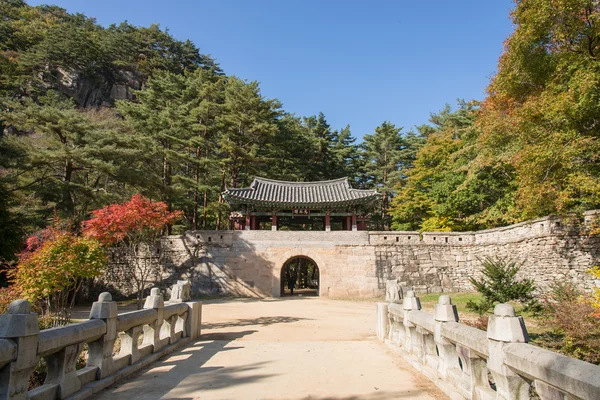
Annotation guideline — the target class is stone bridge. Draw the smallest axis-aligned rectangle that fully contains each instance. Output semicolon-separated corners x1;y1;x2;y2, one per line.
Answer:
1;291;600;399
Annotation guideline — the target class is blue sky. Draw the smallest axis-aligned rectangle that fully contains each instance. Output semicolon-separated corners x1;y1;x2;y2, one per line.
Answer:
29;0;515;141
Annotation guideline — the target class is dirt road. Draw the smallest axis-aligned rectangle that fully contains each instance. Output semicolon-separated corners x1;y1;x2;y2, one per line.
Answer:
90;297;447;400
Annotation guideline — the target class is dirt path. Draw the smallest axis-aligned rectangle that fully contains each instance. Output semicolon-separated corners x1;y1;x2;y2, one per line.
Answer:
90;297;447;400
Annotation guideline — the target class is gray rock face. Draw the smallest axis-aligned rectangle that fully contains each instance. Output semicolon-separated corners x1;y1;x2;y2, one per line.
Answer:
55;67;143;107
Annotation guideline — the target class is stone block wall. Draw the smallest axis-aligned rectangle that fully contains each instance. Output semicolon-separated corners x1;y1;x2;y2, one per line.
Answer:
108;211;600;298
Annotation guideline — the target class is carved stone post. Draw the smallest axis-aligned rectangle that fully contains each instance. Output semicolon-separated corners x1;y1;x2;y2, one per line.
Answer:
0;300;39;400
403;290;421;354
376;302;389;341
487;304;530;399
87;292;118;379
143;288;165;352
456;344;489;399
434;295;460;380
118;326;142;364
44;343;83;398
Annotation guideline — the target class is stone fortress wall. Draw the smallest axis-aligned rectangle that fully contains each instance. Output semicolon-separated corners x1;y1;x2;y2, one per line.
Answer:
150;210;600;298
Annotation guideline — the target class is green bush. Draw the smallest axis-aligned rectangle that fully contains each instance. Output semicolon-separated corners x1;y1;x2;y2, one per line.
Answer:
466;256;539;315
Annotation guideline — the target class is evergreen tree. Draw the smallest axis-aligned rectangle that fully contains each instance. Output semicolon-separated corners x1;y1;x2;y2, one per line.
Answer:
331;125;362;182
361;121;413;229
1;92;143;222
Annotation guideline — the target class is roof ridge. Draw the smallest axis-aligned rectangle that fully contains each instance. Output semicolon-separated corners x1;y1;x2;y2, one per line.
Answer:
254;176;349;185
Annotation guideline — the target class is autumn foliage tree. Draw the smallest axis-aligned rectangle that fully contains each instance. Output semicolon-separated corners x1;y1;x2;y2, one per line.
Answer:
83;194;182;308
9;220;106;324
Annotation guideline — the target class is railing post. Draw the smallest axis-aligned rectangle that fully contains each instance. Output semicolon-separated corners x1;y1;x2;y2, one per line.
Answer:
487;303;530;399
0;300;39;400
376;302;389;341
185;301;202;340
143;288;164;352
403;290;421;355
434;295;460;380
87;292;118;379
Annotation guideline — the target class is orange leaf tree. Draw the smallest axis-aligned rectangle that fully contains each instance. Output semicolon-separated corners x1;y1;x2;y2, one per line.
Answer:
10;221;106;323
83;194;182;308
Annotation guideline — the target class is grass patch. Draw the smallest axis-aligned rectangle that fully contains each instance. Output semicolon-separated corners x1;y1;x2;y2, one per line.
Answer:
418;292;482;314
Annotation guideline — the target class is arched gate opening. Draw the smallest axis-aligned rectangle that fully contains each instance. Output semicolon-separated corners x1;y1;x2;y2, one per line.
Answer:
280;256;320;297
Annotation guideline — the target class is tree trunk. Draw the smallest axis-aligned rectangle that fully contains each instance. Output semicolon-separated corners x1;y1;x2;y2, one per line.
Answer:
193;146;201;230
63;159;75;214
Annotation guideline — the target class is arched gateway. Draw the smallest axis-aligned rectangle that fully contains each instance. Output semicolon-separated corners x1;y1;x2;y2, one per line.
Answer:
280;256;320;297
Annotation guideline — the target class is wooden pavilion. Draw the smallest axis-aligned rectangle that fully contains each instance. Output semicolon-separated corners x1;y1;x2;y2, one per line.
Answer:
222;177;380;231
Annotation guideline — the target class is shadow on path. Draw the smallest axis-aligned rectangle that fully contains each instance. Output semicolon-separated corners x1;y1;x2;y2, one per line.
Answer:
92;330;272;400
202;315;311;330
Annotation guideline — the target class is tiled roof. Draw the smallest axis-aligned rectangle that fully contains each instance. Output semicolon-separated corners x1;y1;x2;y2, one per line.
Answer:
223;177;379;208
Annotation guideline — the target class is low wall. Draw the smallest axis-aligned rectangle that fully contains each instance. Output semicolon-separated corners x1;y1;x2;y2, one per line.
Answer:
377;294;600;399
0;292;202;400
105;211;600;299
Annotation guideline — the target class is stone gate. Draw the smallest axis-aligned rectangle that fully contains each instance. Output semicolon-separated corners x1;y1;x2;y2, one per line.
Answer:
147;211;600;298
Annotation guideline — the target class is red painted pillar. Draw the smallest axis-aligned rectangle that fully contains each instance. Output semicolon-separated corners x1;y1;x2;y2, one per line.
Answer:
272;212;277;231
352;212;357;231
251;216;258;230
245;214;251;230
325;213;331;232
346;216;352;231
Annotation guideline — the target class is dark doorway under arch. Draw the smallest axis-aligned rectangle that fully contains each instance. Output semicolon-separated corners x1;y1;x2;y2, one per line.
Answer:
280;256;320;297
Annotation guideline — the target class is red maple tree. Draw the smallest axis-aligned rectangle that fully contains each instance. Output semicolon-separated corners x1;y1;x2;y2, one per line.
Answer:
83;194;182;308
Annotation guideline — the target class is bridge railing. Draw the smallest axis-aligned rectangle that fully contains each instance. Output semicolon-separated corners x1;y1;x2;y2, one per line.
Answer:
0;289;202;400
377;293;600;400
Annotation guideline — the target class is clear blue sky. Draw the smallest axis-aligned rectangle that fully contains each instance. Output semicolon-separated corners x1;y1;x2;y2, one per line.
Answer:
29;0;515;141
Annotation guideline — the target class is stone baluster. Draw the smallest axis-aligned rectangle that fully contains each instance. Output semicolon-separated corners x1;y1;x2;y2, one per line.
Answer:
142;288;164;352
376;302;389;342
391;312;404;345
455;344;488;398
487;304;530;399
418;326;437;369
434;295;461;381
118;326;143;364
44;343;83;398
402;290;421;355
0;300;39;400
166;314;178;344
177;311;188;338
87;292;118;379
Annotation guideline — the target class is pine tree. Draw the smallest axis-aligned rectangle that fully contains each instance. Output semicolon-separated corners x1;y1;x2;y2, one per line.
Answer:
361;121;410;229
1;92;143;222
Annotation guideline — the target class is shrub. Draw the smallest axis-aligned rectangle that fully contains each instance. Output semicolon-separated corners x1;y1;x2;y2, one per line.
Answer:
466;256;539;315
540;281;600;364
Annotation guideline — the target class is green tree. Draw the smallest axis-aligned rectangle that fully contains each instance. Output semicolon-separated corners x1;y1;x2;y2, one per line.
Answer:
478;0;600;220
389;102;515;231
331;125;362;182
466;256;539;316
361;121;417;229
1;92;144;222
